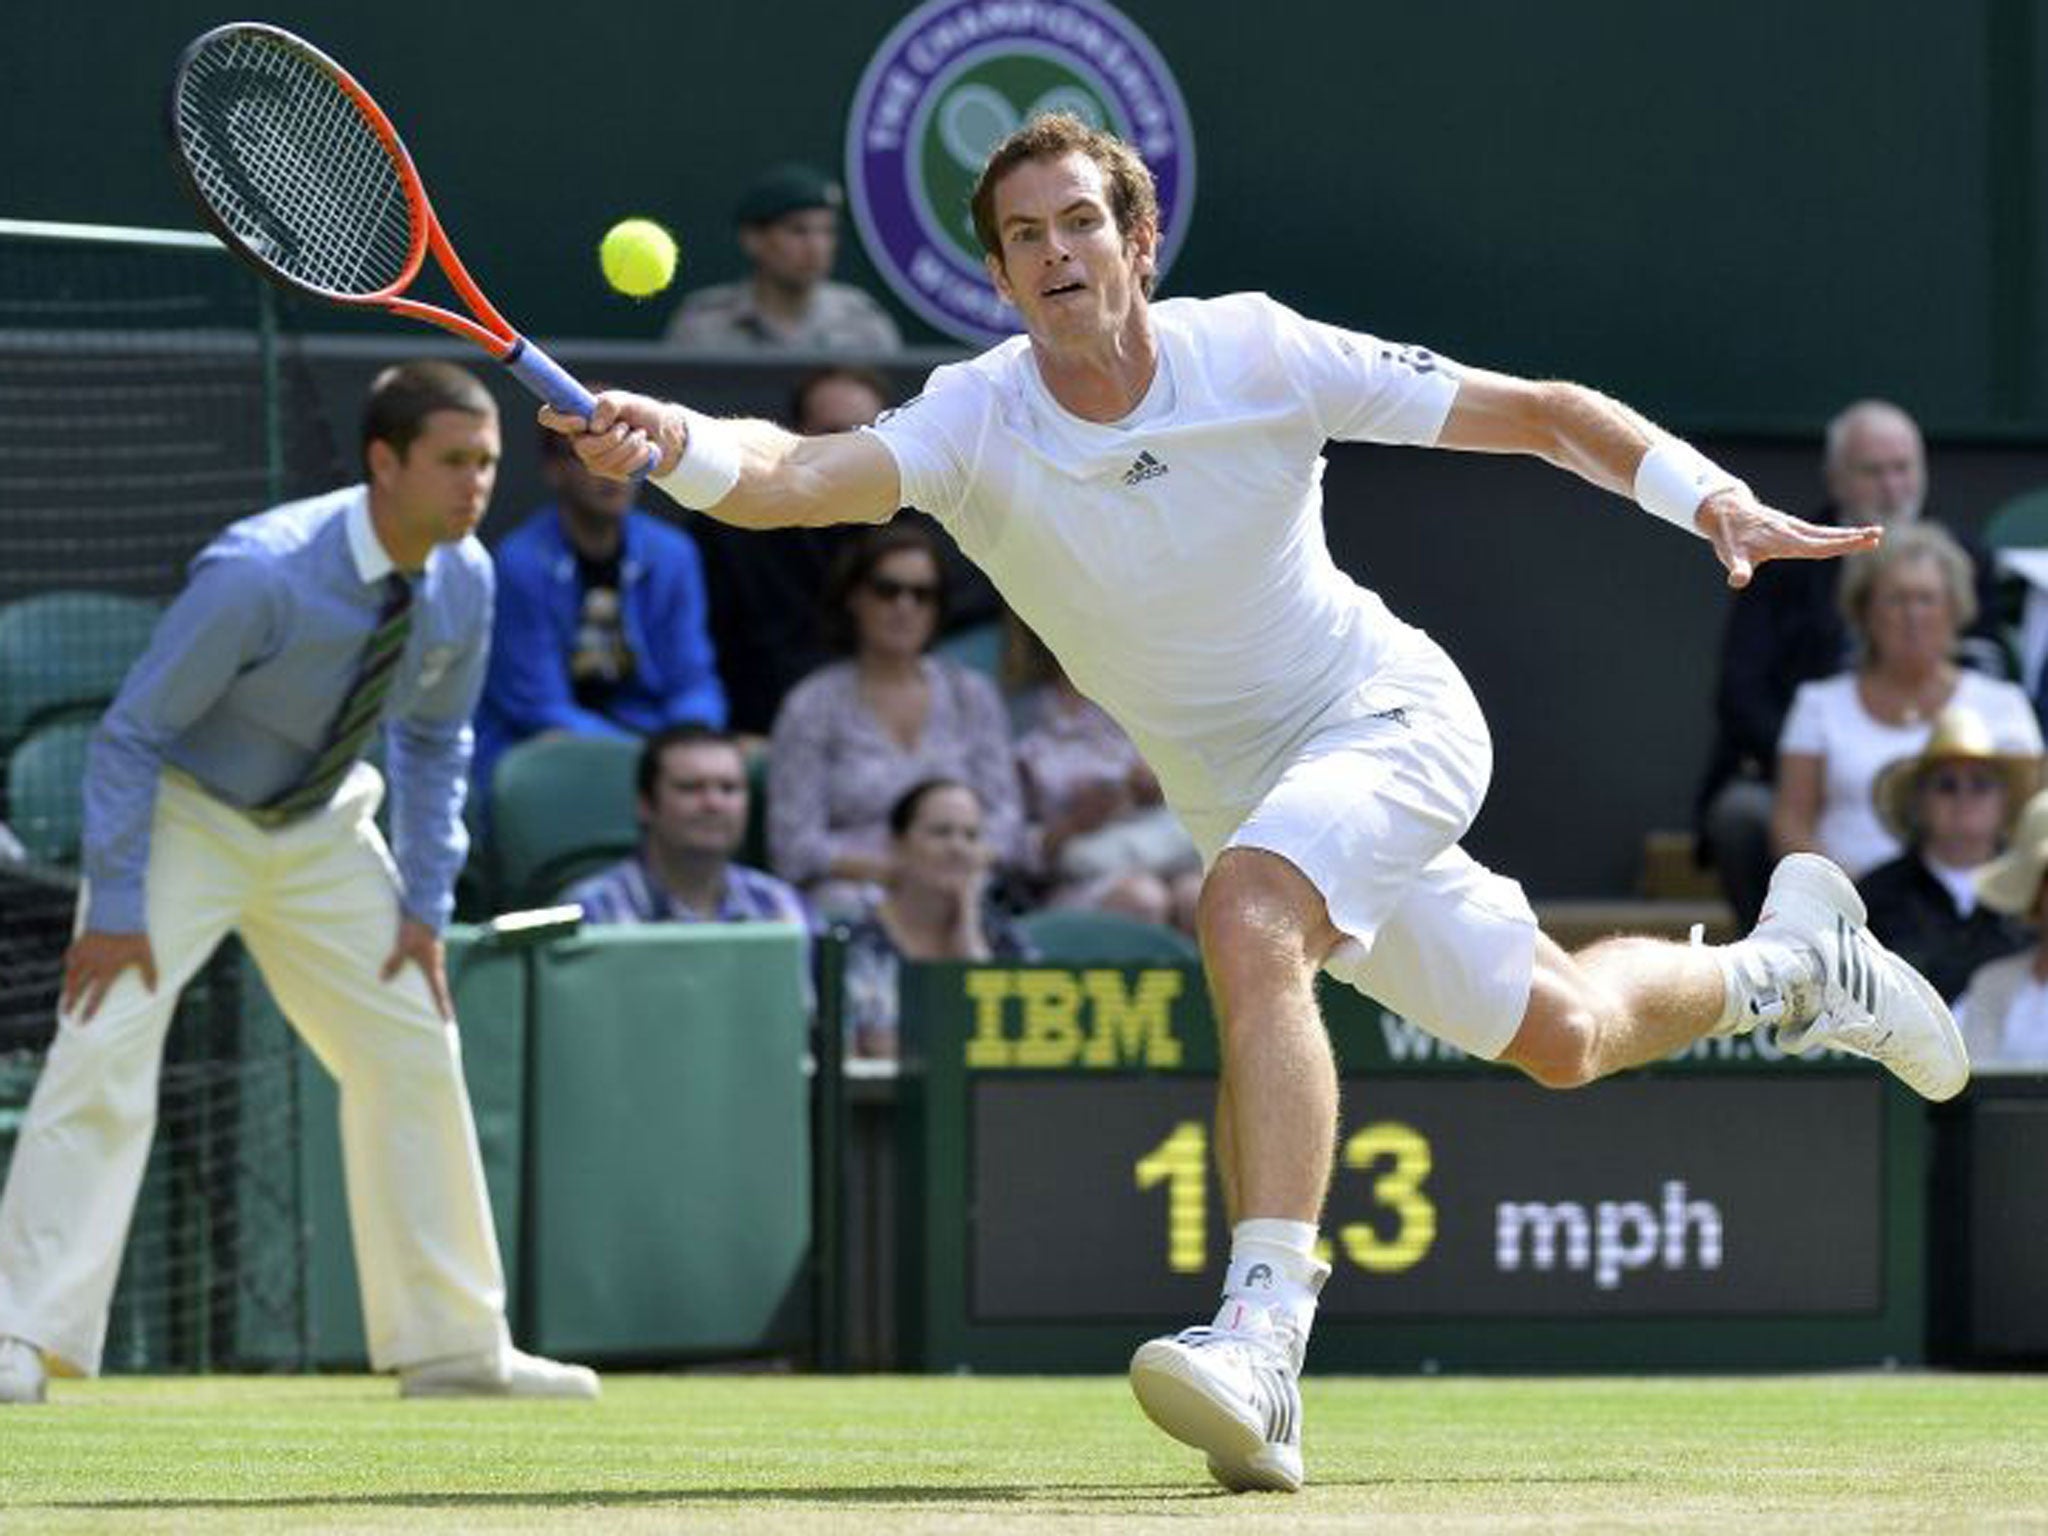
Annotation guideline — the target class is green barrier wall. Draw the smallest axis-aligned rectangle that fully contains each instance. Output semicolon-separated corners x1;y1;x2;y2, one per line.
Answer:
240;929;527;1368
525;924;812;1361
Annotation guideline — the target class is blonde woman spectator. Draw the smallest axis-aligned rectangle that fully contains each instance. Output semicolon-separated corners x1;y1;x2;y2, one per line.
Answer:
1957;791;2048;1068
1773;524;2040;877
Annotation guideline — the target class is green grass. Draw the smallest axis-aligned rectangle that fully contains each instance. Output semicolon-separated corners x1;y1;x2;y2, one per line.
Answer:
1;1373;2045;1532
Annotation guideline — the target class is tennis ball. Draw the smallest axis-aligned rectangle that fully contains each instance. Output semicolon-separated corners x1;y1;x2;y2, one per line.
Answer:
599;218;679;299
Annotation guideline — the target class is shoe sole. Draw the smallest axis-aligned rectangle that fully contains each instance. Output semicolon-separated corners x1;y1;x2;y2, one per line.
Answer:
1129;1340;1302;1494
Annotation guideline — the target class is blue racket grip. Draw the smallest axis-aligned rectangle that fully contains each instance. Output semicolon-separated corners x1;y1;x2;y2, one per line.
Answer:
503;337;659;480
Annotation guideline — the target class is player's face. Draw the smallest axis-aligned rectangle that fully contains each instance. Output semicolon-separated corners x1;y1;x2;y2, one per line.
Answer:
896;784;988;892
1863;556;1956;668
851;548;941;660
745;208;838;291
643;743;749;859
372;408;500;553
985;152;1156;350
1828;417;1925;523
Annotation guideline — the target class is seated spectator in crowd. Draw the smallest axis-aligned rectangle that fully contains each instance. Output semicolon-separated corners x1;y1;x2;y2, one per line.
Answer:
1857;707;2036;1001
1698;400;2004;925
662;164;901;353
1772;523;2040;880
474;422;725;788
1006;618;1202;933
841;779;1034;1061
694;368;1007;738
562;724;807;928
769;522;1024;918
1957;790;2048;1068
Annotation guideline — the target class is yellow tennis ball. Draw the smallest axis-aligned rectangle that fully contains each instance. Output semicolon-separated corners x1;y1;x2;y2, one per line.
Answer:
599;218;678;298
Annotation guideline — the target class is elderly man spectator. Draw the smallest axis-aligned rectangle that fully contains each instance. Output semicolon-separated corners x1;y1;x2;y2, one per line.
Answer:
1857;707;2036;1001
1697;400;2002;926
663;164;901;354
561;724;807;928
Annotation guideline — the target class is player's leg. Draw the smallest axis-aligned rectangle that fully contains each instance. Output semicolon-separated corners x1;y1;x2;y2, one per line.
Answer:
1502;852;1967;1099
1129;845;1345;1494
242;768;592;1396
0;775;250;1392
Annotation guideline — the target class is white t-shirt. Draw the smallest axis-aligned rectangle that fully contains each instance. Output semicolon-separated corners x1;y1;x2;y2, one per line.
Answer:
1777;670;2044;877
872;293;1461;843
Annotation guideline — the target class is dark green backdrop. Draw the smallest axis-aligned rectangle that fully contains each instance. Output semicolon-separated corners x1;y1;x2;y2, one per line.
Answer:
5;1;2044;433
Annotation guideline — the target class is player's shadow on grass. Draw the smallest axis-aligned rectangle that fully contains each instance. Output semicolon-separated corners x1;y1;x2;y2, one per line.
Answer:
46;1484;1238;1512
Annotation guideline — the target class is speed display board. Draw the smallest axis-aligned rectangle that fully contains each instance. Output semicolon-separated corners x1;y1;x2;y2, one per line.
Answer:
898;963;1926;1372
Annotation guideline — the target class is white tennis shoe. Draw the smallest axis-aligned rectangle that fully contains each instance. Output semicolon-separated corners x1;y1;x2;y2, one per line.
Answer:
1129;1306;1304;1493
1751;853;1970;1101
0;1336;46;1405
399;1345;599;1400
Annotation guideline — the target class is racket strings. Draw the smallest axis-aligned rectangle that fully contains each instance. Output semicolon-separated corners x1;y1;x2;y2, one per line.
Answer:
173;32;417;297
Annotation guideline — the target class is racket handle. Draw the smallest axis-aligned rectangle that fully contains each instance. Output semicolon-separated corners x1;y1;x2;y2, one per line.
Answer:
502;337;659;480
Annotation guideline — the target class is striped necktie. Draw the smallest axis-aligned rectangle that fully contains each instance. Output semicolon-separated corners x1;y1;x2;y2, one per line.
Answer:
261;574;414;822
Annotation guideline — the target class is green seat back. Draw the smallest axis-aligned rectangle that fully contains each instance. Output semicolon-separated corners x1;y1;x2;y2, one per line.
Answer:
0;590;160;744
7;719;95;865
1016;906;1201;963
489;735;642;910
1983;488;2048;550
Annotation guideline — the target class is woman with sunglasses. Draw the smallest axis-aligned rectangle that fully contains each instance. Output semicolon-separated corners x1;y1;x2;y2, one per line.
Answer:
766;521;1024;917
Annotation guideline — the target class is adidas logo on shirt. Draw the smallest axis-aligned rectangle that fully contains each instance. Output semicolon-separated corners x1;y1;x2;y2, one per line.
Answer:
1123;450;1169;485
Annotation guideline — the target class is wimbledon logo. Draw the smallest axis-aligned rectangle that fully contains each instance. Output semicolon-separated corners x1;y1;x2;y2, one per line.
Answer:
845;0;1196;346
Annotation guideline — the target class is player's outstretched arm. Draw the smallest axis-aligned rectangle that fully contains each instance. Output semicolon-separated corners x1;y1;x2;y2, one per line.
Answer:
538;393;899;531
1437;369;1881;588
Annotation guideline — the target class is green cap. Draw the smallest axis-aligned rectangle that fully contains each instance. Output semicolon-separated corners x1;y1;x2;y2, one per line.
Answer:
735;163;843;226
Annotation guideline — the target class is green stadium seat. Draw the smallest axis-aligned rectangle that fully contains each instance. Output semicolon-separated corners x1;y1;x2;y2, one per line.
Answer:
932;619;1005;683
489;735;643;910
1016;906;1201;963
1983;487;2048;550
739;742;771;871
0;590;160;747
7;719;94;865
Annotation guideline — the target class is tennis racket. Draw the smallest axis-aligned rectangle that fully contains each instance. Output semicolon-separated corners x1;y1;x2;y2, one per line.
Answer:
166;22;651;468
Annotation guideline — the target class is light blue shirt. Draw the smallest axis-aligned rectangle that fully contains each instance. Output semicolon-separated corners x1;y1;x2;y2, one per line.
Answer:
84;486;494;932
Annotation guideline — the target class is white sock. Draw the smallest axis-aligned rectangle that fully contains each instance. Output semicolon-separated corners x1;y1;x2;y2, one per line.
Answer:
1216;1219;1329;1357
1706;937;1819;1035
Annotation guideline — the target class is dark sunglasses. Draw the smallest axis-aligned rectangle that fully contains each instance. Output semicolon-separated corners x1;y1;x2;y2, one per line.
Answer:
1927;769;2003;798
865;575;940;606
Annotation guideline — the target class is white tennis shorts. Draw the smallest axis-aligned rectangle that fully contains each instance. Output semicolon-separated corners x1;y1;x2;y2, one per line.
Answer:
1223;638;1537;1059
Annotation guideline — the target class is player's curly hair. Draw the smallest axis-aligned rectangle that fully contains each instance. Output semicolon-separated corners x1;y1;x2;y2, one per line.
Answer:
969;113;1159;297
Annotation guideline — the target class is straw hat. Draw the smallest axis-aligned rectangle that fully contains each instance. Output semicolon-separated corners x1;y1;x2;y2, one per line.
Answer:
1870;706;2039;844
1977;788;2048;916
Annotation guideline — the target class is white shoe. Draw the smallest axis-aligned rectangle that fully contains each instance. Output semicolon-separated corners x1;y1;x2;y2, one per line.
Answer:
399;1345;599;1400
1129;1307;1303;1493
0;1336;47;1405
1753;853;1970;1101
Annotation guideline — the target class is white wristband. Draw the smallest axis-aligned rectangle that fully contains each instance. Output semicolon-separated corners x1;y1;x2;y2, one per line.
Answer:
1633;437;1745;538
653;407;744;509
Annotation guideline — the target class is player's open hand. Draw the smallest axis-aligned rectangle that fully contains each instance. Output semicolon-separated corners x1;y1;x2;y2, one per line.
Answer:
61;931;158;1024
381;917;454;1021
1696;488;1882;589
536;391;685;481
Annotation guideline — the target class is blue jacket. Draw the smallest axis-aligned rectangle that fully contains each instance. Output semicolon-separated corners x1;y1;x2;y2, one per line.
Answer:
475;506;725;787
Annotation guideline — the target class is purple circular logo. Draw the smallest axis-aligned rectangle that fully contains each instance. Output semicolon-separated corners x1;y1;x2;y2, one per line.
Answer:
846;0;1196;347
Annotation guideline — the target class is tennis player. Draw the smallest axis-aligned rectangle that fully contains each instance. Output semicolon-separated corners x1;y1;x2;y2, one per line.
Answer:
544;116;1966;1491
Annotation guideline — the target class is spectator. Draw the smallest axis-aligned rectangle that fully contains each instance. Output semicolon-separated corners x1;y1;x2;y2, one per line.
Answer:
767;521;1024;918
561;724;808;929
473;419;725;790
663;163;901;353
841;778;1034;1061
1697;400;2004;925
1958;790;2048;1067
1008;617;1202;932
1774;524;2040;879
1857;707;2036;1001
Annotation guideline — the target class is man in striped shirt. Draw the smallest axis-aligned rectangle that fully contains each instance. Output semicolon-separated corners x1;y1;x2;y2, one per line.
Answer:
0;361;595;1405
564;724;810;932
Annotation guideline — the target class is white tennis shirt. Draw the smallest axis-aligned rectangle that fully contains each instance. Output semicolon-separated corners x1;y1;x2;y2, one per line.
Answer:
872;292;1463;845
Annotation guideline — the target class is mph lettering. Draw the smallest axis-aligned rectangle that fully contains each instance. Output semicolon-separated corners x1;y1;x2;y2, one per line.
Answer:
963;968;1185;1069
1495;1180;1724;1290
